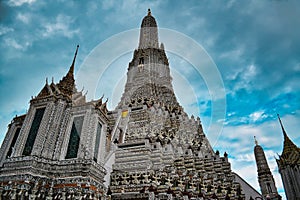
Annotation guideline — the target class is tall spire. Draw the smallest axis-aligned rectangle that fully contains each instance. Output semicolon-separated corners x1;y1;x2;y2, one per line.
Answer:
70;44;79;74
148;8;151;16
118;9;174;109
254;137;281;199
57;45;79;97
277;114;288;138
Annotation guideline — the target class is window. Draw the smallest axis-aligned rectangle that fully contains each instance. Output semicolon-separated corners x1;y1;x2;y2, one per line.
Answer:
118;129;123;143
139;57;144;65
6;128;21;158
22;107;45;156
266;182;272;193
93;123;102;162
65;116;84;159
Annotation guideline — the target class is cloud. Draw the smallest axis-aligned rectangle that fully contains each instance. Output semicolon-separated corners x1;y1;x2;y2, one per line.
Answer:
227;64;259;94
16;13;30;24
249;110;268;122
219;47;244;61
293;63;300;72
101;0;115;10
7;0;36;7
42;14;79;38
214;118;287;156
0;26;14;36
4;38;30;50
236;153;255;162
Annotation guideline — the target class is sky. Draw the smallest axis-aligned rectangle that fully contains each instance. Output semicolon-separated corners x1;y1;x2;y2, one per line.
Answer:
1;0;300;199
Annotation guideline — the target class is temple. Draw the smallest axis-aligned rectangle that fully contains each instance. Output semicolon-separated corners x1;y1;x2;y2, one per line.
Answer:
276;115;300;200
0;44;107;199
0;9;263;200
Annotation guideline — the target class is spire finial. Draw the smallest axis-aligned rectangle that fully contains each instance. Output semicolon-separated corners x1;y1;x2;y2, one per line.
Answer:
70;45;79;73
254;136;258;145
148;8;151;16
277;114;288;138
46;77;48;85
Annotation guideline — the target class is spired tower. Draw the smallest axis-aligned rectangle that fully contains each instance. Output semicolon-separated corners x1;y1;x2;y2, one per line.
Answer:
253;137;281;200
276;115;300;200
106;9;247;200
116;8;174;110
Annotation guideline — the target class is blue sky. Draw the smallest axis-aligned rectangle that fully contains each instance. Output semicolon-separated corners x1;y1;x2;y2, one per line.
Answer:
1;0;300;199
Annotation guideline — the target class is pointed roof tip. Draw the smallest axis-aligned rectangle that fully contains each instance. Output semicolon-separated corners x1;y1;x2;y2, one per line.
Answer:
277;113;288;138
56;45;79;97
148;8;151;16
254;136;258;145
70;44;80;73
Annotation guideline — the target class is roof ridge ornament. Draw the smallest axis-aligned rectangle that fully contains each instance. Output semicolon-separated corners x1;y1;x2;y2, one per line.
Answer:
57;45;79;97
277;114;288;138
148;8;151;16
70;45;79;73
254;136;258;145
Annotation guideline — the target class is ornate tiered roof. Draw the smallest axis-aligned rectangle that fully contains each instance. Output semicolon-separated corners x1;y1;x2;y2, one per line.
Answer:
57;45;78;97
35;45;79;100
276;114;300;167
34;45;91;107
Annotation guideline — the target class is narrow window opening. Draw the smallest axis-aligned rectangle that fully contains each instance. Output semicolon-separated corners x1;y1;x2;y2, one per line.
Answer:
266;182;272;193
139;57;144;65
65;116;84;159
93;123;102;162
7;128;21;158
22;107;45;156
118;129;124;144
